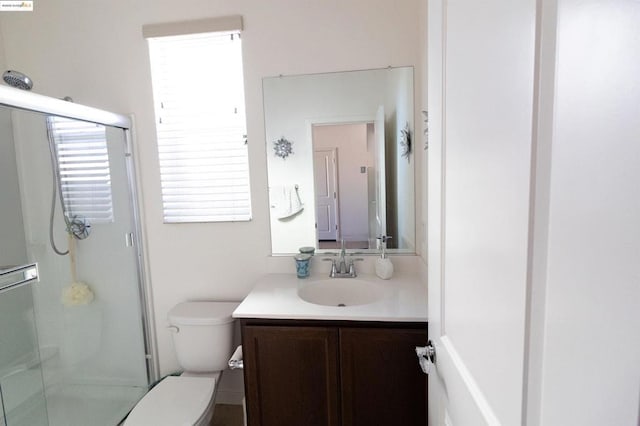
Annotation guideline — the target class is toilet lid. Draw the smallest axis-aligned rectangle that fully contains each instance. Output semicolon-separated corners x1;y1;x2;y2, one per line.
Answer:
168;301;239;326
125;376;216;426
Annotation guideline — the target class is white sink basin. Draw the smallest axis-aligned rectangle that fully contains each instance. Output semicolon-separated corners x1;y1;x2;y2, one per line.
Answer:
297;279;389;307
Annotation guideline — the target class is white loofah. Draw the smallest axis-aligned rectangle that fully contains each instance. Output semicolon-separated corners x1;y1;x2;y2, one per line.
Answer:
62;281;95;306
62;234;94;306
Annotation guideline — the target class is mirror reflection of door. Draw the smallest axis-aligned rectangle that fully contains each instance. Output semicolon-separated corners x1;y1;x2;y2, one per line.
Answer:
312;122;374;250
374;105;386;245
313;148;338;241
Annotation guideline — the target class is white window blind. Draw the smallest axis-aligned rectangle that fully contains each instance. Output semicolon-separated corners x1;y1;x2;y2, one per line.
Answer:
46;116;114;223
147;31;251;223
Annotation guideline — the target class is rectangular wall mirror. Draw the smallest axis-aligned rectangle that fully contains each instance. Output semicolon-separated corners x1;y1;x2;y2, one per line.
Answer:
264;67;416;255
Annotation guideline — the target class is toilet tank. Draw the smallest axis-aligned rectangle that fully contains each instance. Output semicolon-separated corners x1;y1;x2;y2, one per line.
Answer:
168;301;239;373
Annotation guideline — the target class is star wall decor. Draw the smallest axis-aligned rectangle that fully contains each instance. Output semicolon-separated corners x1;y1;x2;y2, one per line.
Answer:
274;137;293;159
400;122;412;162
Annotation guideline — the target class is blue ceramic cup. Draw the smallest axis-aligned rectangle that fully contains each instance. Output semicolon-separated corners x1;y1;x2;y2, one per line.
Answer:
294;254;311;278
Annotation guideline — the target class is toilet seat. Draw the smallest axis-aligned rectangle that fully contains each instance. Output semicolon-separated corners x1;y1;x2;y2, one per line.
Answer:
124;376;216;426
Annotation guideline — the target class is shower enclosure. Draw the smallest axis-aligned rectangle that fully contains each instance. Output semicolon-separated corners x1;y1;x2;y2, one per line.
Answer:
0;86;154;425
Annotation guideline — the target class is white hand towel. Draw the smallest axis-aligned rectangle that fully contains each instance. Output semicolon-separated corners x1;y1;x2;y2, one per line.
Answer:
274;185;304;219
290;186;303;215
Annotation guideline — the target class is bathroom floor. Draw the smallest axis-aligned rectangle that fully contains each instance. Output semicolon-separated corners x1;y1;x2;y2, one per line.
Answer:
211;404;244;426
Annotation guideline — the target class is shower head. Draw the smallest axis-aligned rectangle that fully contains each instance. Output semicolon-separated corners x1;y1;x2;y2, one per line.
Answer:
3;70;33;90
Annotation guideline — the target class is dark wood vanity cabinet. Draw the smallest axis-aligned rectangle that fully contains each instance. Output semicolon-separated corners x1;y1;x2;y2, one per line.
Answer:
339;327;428;426
241;319;427;426
242;325;341;426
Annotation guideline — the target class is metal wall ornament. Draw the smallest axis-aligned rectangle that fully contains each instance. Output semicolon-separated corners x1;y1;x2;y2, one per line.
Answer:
400;122;412;161
273;137;293;159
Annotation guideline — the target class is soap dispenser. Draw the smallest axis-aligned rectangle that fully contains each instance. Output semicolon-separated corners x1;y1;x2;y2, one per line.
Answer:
375;235;394;280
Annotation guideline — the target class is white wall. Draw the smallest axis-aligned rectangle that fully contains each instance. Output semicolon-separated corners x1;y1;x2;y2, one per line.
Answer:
0;34;28;268
418;0;428;265
0;108;27;267
0;0;423;395
0;25;4;68
0;17;27;267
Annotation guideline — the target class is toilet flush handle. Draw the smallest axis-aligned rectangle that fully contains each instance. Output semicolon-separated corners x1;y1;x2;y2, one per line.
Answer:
167;325;179;333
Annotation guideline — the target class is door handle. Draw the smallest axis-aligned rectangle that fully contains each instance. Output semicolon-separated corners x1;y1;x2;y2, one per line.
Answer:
416;340;436;374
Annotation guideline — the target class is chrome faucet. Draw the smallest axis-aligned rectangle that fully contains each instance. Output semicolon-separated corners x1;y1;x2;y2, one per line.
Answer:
338;239;348;274
323;239;363;278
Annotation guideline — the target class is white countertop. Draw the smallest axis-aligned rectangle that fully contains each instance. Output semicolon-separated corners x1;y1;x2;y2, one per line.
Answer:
233;272;427;322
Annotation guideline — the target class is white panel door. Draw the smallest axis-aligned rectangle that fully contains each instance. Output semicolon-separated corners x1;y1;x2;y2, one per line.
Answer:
374;106;386;239
427;0;537;424
537;1;640;425
314;149;338;240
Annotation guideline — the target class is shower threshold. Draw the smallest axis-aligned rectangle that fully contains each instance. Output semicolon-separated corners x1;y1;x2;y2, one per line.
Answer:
7;383;146;426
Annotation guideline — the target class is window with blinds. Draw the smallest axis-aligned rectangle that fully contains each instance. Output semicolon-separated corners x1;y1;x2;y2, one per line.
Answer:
47;116;114;223
147;30;251;223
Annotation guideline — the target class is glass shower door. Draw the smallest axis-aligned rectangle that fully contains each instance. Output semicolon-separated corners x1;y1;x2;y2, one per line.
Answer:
0;267;48;426
3;106;150;426
1;106;49;426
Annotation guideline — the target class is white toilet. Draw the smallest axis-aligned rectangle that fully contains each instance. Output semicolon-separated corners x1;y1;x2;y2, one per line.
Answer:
124;301;239;426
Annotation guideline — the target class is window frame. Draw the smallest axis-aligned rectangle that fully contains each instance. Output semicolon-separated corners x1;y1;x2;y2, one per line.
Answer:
145;17;251;224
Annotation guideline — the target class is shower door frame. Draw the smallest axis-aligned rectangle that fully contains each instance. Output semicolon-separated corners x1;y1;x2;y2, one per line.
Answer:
0;84;159;386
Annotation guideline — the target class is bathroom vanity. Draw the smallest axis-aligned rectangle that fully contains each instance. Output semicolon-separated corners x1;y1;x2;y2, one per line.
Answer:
234;273;428;426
